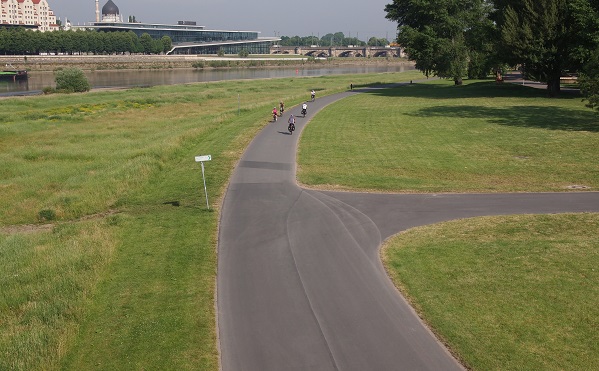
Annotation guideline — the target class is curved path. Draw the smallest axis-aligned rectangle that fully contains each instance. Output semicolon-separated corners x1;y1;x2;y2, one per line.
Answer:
217;87;599;371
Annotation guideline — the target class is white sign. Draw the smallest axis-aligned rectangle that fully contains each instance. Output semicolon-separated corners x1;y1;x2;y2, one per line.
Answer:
195;155;212;162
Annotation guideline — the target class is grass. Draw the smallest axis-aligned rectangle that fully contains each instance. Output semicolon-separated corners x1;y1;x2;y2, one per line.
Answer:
296;79;598;369
3;73;596;370
382;213;598;370
298;79;599;192
0;70;422;370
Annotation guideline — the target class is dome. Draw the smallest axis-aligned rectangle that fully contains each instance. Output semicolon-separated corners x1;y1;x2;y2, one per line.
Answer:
102;0;119;15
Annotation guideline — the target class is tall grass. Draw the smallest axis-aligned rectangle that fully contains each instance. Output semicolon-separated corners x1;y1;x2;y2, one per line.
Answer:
0;71;422;370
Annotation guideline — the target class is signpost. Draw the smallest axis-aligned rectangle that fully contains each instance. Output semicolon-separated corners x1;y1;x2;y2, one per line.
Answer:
195;155;212;209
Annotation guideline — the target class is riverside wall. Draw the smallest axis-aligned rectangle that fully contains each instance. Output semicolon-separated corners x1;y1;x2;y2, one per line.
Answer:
1;55;208;71
1;54;410;72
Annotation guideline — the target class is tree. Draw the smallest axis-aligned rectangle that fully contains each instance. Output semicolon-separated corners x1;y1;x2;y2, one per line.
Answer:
498;0;599;96
368;37;390;47
385;0;492;85
55;68;91;93
579;48;599;111
161;36;172;54
139;33;153;54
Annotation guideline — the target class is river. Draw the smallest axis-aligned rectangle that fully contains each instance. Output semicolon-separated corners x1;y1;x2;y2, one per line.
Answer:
0;64;414;96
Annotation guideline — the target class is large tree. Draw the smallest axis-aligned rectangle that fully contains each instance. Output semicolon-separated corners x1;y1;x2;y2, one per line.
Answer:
385;0;493;84
579;47;599;111
498;0;599;96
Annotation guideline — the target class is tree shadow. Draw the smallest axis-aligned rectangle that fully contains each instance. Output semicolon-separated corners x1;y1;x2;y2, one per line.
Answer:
366;80;582;100
409;105;598;132
363;80;597;132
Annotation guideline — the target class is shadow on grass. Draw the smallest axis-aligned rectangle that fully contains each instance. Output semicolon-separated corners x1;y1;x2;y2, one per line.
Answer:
412;105;598;132
364;81;598;132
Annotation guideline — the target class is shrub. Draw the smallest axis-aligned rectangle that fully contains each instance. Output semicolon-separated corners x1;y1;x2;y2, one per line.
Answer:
38;209;56;222
192;61;205;69
209;60;229;68
42;86;56;95
238;49;249;58
54;68;91;93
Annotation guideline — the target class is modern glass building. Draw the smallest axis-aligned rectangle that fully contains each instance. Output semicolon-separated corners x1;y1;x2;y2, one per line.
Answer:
85;21;279;55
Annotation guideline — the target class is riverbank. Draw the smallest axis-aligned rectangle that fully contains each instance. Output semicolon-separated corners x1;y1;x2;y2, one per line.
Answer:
0;54;411;72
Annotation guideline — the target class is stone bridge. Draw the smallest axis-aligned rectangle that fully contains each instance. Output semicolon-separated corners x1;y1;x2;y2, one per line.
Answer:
270;46;404;58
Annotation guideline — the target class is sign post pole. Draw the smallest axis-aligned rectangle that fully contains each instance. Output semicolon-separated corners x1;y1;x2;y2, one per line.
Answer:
201;162;209;209
195;155;212;209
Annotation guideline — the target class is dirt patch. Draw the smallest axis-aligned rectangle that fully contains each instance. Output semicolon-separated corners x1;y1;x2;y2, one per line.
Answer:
0;209;121;234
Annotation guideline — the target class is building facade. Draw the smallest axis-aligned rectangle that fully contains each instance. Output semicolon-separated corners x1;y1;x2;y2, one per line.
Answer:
0;0;58;31
80;0;279;55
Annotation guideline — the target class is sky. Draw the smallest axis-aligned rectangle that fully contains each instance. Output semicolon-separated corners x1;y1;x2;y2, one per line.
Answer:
48;0;399;40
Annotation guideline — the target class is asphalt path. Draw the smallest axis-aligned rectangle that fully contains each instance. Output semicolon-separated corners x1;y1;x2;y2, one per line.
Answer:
217;86;599;371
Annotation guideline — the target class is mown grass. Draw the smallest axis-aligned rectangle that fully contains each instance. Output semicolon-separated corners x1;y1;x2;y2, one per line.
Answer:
383;213;598;370
0;70;423;370
298;80;599;192
296;79;598;369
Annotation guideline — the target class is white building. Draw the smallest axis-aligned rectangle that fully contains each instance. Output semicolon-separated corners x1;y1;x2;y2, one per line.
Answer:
1;0;58;31
96;0;122;23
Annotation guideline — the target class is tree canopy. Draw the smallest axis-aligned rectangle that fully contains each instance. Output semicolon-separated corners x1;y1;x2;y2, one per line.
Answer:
0;28;171;55
279;32;388;47
385;0;493;84
385;0;599;96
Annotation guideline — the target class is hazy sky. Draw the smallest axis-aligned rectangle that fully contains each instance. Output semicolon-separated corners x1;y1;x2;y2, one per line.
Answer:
49;0;398;40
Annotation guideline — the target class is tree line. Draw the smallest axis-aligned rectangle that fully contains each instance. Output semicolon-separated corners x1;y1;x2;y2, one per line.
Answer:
385;0;599;102
0;28;172;55
279;32;390;47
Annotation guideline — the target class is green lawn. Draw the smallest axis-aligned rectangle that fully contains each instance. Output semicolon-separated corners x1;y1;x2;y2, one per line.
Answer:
2;75;596;370
0;70;422;370
298;80;599;192
383;214;598;370
297;79;599;369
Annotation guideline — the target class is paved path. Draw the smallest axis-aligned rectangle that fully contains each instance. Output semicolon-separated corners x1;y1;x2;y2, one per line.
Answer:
217;87;599;371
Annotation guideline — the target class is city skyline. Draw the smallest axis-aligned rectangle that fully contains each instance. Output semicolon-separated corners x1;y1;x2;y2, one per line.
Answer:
49;0;398;40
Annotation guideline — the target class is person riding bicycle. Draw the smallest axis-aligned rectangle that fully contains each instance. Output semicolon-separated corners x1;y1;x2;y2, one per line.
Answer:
279;101;285;115
301;102;308;116
288;114;296;132
272;107;278;121
310;90;316;101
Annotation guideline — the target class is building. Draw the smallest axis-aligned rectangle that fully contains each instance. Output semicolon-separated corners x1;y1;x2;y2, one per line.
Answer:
80;0;279;55
0;0;58;31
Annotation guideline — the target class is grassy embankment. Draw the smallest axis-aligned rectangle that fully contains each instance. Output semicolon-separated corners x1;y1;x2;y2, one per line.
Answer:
0;70;424;370
297;79;598;369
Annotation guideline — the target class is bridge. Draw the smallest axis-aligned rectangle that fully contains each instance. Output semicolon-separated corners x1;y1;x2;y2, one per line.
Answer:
270;45;404;58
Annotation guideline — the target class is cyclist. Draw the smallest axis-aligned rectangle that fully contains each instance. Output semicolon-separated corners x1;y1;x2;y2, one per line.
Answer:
288;114;296;133
272;107;278;121
310;90;316;101
301;102;308;117
279;101;285;116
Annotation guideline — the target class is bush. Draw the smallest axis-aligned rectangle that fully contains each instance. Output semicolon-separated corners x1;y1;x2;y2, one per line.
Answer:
38;209;56;222
42;86;56;95
209;60;229;68
238;49;249;58
55;68;91;93
192;61;205;69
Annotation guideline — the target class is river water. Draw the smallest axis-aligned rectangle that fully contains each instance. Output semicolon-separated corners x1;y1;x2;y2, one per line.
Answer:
0;64;414;95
